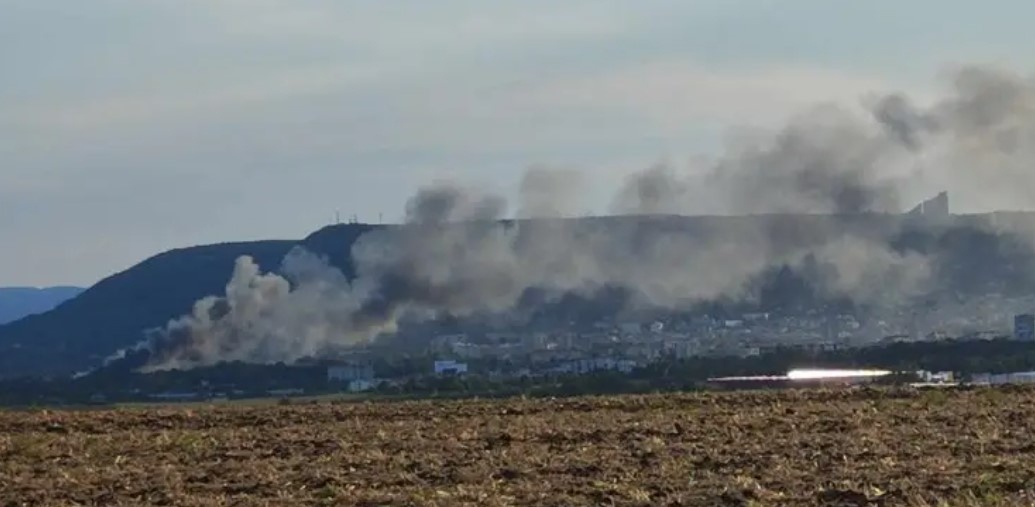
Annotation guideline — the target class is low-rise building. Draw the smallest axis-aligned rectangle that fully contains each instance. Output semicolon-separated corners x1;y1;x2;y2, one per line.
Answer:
971;371;1035;385
327;362;374;383
552;357;637;375
1014;314;1035;341
348;379;379;392
434;360;468;375
916;371;955;383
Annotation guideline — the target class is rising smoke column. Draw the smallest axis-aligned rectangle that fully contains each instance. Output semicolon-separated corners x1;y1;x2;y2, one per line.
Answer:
142;248;377;370
873;65;1035;211
141;64;1035;370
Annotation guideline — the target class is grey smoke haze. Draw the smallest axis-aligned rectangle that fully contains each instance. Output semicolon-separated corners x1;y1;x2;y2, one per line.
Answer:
145;249;378;370
611;105;906;216
403;184;507;225
870;94;933;149
141;64;1035;370
612;65;1035;216
8;1;1035;289
518;167;585;218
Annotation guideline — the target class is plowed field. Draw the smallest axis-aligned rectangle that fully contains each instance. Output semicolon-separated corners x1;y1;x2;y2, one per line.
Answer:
3;388;1035;506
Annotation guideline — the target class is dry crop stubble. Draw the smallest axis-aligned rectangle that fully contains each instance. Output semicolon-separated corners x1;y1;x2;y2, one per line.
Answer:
3;388;1035;506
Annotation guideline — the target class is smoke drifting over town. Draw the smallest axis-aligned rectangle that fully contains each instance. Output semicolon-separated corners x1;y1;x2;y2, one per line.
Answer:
142;65;1035;371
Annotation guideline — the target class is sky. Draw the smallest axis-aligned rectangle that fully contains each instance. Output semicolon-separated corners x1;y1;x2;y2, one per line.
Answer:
2;0;1033;287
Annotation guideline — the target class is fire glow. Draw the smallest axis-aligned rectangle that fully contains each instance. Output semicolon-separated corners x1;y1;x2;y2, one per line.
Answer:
709;368;892;383
786;368;891;380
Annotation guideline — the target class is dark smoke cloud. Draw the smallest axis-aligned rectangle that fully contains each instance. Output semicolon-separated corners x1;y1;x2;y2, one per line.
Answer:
136;64;1035;370
611;65;1035;216
403;183;507;224
870;93;935;149
613;105;904;215
878;65;1035;211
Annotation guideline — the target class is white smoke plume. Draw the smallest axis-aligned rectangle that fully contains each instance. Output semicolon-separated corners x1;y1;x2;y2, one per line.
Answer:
140;64;1035;370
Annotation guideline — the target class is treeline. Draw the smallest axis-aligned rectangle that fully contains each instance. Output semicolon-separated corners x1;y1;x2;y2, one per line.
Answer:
4;338;1035;407
635;338;1035;387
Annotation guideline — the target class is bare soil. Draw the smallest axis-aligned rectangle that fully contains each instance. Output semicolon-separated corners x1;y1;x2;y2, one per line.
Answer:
3;387;1035;506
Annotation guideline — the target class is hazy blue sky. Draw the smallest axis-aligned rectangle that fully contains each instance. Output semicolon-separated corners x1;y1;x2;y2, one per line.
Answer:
2;1;1032;287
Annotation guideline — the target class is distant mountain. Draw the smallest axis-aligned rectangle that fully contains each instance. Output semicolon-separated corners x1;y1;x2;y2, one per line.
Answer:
0;287;85;325
2;213;1035;380
0;240;297;379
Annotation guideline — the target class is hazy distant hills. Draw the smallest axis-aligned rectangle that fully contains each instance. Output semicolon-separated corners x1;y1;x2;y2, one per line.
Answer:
0;225;381;379
0;240;298;379
2;213;1035;380
0;287;84;325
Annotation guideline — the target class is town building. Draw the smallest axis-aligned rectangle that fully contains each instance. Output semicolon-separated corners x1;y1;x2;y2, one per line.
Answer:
434;360;468;375
552;357;637;375
1014;314;1035;341
327;362;374;383
971;371;1035;385
347;379;379;392
907;191;949;221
